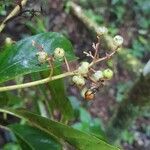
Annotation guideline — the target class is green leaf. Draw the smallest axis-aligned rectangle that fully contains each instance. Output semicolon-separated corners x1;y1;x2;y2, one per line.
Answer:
3;143;21;150
0;32;75;83
0;92;23;108
73;108;106;141
0;108;120;150
89;118;106;140
68;96;81;118
14;134;33;150
9;124;61;150
121;130;134;145
79;108;91;124
48;67;74;122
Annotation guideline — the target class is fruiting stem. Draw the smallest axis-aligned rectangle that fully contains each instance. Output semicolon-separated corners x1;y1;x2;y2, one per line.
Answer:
47;58;54;77
89;48;118;67
95;50;117;64
90;68;96;73
0;49;117;92
0;71;77;92
83;51;94;59
93;36;100;62
64;56;70;71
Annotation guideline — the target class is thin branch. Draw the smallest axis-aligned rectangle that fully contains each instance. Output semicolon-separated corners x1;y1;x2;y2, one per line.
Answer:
89;50;117;67
83;51;94;59
64;56;71;72
93;36;100;61
0;71;77;92
0;0;28;32
87;76;97;83
90;68;96;73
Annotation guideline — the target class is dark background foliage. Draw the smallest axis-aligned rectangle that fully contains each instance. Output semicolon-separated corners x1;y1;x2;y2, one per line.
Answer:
0;0;149;150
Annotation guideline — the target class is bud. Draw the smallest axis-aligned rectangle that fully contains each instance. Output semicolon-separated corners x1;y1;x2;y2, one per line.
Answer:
36;51;48;63
78;62;90;75
113;35;123;46
92;70;104;81
72;75;85;86
54;47;65;60
96;26;108;36
103;69;113;80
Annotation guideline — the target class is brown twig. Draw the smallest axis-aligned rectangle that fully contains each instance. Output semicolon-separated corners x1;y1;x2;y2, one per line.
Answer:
64;56;71;72
89;50;117;67
93;36;100;61
83;51;94;59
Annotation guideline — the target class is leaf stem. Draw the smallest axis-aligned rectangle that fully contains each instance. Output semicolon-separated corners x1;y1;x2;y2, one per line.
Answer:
0;71;77;92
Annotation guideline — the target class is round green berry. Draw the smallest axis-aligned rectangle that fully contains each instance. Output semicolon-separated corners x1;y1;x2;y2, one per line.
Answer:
78;61;89;75
92;70;103;81
113;35;123;46
103;69;113;79
72;75;85;86
5;37;13;45
54;47;65;60
36;51;48;63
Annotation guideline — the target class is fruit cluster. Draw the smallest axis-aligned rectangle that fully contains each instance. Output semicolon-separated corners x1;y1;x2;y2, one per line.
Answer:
71;35;123;101
34;34;123;101
72;61;114;100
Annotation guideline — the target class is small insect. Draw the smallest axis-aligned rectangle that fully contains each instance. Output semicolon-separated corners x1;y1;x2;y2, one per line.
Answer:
84;80;105;101
84;88;96;101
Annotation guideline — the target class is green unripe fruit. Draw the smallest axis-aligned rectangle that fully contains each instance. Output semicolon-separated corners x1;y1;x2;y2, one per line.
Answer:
92;70;104;81
5;37;13;45
113;35;123;46
72;75;85;86
103;69;113;79
54;47;65;60
36;51;48;63
77;61;89;76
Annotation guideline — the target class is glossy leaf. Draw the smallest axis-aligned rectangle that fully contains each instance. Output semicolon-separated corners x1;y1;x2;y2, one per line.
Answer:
0;32;75;83
73;108;106;141
3;143;21;150
48;67;74;122
79;107;91;124
0;92;23;108
0;108;120;150
9;124;61;150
